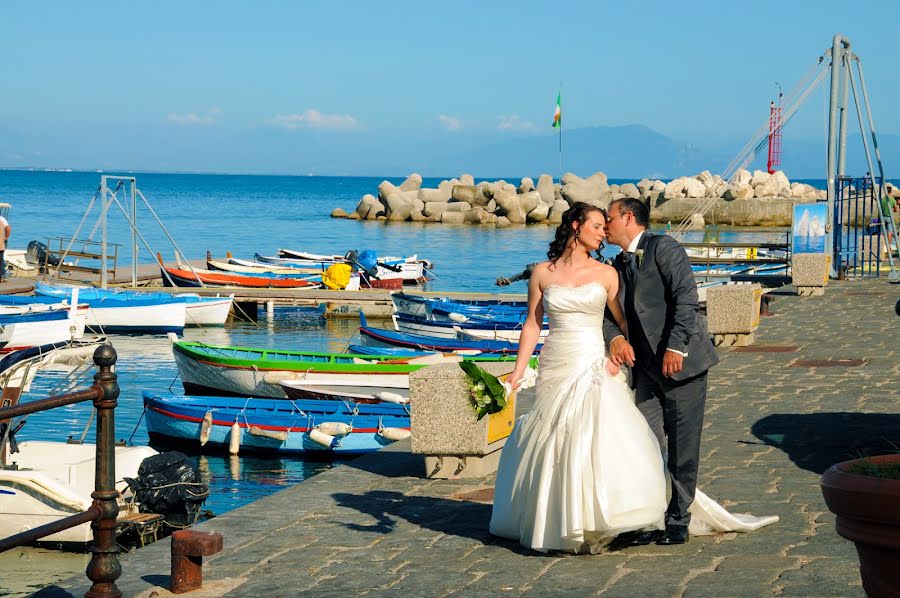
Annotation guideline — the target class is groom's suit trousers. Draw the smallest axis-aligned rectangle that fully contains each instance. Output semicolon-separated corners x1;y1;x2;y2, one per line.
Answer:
633;365;707;528
624;271;707;528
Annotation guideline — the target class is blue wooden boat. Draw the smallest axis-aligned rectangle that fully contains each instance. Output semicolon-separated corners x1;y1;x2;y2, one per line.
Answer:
27;282;186;333
391;292;527;319
143;392;411;456
33;283;233;327
359;313;541;354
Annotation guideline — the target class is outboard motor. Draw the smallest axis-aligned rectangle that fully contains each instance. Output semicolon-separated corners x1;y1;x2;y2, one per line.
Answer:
125;451;209;527
26;240;60;269
356;249;380;278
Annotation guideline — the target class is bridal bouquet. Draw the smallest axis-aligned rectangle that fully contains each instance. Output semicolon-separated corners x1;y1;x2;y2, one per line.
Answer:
460;360;537;421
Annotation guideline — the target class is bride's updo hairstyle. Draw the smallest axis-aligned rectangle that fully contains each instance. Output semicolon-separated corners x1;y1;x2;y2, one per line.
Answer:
547;202;606;263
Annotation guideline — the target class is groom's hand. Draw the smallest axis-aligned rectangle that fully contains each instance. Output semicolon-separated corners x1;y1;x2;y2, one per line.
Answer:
609;336;635;367
662;351;684;378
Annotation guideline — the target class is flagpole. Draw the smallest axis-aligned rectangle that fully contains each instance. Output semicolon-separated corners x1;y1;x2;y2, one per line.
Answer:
558;81;563;185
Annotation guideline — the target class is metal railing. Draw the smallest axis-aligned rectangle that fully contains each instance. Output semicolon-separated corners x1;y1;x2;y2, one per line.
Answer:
0;345;122;598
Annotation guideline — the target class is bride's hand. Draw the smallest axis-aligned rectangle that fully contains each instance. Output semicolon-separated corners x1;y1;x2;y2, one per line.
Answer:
605;359;621;377
506;368;525;391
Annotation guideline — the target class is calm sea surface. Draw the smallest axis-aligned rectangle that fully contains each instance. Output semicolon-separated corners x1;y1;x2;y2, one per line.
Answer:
0;170;802;516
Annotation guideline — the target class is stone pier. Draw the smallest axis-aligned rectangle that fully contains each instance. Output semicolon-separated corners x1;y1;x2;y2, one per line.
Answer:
51;278;899;597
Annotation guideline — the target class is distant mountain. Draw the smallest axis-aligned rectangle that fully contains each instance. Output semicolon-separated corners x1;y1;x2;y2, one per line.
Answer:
425;126;900;182
428;125;699;180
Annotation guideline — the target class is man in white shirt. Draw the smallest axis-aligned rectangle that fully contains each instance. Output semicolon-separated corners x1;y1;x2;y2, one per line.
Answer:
0;214;10;281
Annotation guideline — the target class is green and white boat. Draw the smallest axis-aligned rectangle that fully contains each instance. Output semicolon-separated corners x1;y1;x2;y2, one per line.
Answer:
171;339;516;398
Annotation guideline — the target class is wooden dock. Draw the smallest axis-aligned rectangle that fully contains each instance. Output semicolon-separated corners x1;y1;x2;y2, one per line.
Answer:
0;261;526;319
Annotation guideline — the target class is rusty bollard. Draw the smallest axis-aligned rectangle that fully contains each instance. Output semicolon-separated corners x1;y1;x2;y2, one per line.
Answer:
170;530;223;594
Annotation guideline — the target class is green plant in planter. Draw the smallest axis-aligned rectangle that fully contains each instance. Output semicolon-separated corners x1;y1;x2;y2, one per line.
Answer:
846;458;900;480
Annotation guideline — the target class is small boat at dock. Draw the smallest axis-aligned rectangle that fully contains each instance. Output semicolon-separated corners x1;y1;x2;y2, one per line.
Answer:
170;338;515;398
143;392;411;456
160;262;321;289
27;283;186;334
359;313;541;354
34;283;233;327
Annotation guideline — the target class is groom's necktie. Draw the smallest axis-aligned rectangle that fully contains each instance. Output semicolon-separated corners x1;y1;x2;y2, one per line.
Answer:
623;251;637;283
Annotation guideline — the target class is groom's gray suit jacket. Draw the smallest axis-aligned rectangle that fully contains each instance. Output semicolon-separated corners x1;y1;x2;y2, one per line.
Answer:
603;232;718;380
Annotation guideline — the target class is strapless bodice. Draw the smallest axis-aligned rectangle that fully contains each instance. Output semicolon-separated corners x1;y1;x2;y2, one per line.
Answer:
542;282;608;334
539;282;608;379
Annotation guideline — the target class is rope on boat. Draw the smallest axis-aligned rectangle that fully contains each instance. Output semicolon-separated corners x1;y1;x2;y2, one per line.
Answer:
127;407;146;445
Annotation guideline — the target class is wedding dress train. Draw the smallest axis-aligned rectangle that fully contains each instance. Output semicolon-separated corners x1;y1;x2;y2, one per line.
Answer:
489;283;778;553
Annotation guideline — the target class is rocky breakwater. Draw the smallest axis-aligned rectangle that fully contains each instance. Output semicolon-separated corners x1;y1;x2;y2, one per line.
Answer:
331;171;650;227
329;169;830;228
649;169;825;227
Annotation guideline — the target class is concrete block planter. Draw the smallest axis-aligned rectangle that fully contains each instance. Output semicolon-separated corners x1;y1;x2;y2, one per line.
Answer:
409;361;517;479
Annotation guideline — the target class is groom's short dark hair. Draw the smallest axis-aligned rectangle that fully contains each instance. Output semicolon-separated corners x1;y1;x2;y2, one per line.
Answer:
611;198;649;228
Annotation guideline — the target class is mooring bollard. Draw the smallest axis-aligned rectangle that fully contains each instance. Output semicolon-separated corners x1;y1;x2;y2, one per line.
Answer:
170;530;223;594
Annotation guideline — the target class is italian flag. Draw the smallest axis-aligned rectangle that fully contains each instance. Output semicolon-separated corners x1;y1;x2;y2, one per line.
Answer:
552;92;561;129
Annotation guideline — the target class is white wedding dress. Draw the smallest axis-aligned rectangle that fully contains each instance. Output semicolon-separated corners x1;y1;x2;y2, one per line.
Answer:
489;282;778;553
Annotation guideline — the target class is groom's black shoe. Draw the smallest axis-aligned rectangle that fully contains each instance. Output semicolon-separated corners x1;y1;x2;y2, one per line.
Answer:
625;529;665;546
656;525;689;545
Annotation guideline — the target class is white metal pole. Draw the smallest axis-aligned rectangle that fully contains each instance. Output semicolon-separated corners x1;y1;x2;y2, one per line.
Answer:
131;178;137;288
100;176;109;289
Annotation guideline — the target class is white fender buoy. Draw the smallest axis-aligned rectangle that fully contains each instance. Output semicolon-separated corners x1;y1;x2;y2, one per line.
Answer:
248;426;288;442
374;391;409;404
317;422;352;436
262;371;296;384
379;427;411;441
308;428;336;448
448;312;468;323
229;422;241;455
199;411;213;446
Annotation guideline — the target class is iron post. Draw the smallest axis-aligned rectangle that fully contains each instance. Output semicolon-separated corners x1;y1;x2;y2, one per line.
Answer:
85;344;122;598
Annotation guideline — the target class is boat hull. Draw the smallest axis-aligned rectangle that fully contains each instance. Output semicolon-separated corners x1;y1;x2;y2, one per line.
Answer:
182;296;233;327
143;393;410;456
0;441;157;545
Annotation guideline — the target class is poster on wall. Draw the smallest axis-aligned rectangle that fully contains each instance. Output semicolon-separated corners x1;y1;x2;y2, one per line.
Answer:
792;203;827;254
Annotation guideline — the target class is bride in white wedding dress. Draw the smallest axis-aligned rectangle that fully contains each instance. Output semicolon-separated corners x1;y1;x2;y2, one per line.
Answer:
489;203;777;554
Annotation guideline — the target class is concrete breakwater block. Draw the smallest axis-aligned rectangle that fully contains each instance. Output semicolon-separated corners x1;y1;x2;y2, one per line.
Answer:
706;283;762;347
410;361;516;479
792;253;831;296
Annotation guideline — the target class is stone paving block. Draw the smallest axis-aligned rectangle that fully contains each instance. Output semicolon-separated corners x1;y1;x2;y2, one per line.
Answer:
775;557;865;597
519;554;625;595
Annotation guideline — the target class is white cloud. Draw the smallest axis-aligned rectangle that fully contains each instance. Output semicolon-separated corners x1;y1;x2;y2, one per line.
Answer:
167;109;219;126
438;114;462;131
497;115;536;132
271;109;360;130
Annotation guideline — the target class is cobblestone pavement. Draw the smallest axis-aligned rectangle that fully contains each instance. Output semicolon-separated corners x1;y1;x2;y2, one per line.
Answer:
52;279;899;597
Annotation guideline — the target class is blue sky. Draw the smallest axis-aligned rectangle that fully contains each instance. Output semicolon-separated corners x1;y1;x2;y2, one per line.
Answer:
2;1;898;176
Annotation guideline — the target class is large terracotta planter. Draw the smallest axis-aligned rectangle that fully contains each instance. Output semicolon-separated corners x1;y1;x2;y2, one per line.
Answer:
820;455;900;597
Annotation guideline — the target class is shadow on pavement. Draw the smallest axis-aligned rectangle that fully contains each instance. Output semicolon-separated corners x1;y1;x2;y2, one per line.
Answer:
751;412;900;474
331;490;549;557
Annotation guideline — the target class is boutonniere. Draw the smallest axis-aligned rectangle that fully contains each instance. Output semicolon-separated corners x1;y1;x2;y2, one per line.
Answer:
635;249;645;269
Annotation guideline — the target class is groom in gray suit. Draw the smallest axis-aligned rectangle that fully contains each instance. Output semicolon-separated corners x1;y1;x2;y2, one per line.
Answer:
603;198;719;545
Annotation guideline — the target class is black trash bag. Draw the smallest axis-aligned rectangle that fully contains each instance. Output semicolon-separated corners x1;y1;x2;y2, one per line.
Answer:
26;240;60;268
124;451;209;527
